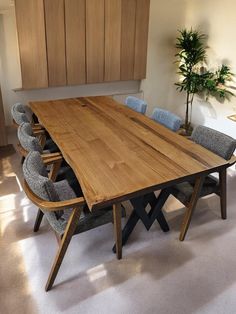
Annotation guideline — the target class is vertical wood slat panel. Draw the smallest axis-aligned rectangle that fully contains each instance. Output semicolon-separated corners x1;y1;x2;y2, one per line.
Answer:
104;0;121;82
134;0;150;79
15;0;48;89
44;0;67;86
86;0;105;83
65;0;86;85
120;0;136;80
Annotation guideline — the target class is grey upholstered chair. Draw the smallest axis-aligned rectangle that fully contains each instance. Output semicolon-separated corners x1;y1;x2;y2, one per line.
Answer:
18;122;79;232
170;125;236;240
11;103;33;125
18;122;44;154
191;125;236;160
151;107;182;132
125;96;147;114
17;122;58;155
23;151;115;291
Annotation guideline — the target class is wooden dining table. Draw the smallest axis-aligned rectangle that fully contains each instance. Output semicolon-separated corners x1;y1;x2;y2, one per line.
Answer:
30;96;230;259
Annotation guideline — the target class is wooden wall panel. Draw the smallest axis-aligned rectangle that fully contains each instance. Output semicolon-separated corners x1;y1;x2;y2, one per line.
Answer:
120;0;136;80
15;0;150;89
134;0;150;79
86;0;105;83
104;0;122;82
15;0;48;89
44;0;67;86
65;0;86;85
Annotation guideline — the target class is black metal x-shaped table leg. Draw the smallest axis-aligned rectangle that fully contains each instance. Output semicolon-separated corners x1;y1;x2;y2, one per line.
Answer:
113;188;170;253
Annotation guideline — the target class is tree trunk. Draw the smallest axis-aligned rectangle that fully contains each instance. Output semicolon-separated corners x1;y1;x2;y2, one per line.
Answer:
185;92;190;130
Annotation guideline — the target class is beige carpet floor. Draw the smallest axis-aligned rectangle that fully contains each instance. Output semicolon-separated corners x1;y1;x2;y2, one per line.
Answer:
1;129;236;314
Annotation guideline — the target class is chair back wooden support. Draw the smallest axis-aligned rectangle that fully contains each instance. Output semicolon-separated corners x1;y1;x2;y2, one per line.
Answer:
31;128;46;147
43;153;63;182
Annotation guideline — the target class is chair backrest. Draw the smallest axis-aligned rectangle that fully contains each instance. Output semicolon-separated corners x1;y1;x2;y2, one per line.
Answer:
11;103;32;125
17;122;43;154
151;108;182;132
23;151;59;202
191;125;236;160
23;151;67;233
125;96;147;114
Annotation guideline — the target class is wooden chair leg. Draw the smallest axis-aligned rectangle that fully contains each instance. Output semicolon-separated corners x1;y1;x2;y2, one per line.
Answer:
45;207;82;292
39;133;46;148
33;209;44;232
48;159;62;181
179;176;205;241
113;203;122;260
219;168;227;219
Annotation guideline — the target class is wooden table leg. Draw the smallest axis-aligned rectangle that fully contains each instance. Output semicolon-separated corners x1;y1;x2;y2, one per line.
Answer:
179;176;205;241
113;203;122;260
219;167;227;220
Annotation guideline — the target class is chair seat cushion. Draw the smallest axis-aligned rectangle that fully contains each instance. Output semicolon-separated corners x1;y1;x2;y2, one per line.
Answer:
53;181;125;236
55;206;117;236
54;180;77;201
171;175;219;204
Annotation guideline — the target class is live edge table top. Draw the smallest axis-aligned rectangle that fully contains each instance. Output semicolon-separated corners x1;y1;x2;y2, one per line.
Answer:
30;96;228;210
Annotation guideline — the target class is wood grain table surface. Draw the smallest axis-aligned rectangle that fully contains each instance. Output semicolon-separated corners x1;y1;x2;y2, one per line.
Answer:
30;96;228;211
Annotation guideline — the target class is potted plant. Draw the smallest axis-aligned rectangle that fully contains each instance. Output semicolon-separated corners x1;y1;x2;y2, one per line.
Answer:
175;29;234;135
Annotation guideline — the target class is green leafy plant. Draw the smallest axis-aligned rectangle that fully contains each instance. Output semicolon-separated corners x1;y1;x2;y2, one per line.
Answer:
202;65;234;101
175;29;234;134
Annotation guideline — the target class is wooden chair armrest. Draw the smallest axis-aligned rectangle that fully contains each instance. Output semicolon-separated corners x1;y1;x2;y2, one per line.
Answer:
23;180;86;211
32;123;44;130
33;129;45;136
41;153;63;165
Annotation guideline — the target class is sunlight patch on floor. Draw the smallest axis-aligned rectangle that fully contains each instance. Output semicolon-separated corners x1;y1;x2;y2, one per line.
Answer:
86;264;108;282
0;193;16;235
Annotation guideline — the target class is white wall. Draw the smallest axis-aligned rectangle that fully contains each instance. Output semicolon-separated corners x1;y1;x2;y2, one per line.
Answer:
141;0;188;116
0;7;140;126
142;0;236;138
182;0;236;137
